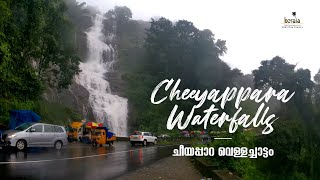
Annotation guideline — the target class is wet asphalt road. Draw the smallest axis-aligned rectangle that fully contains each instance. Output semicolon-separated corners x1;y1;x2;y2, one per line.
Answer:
0;142;178;180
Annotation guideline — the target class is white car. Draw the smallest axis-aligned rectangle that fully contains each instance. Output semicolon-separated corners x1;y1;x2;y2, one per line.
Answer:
129;131;157;146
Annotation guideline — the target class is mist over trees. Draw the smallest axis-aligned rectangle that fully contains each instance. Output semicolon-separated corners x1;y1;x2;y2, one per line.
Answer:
107;6;320;179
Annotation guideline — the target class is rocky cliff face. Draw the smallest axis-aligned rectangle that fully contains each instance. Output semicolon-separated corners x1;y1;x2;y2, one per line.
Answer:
42;13;94;121
104;71;126;97
101;19;150;131
43;13;130;126
43;80;95;121
77;31;89;61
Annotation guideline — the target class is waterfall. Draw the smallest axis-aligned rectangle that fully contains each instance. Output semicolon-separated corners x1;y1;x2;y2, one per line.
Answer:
76;14;128;136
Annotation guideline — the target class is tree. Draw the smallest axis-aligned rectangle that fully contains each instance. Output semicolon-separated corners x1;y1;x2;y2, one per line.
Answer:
104;6;132;36
0;0;83;124
144;17;233;89
314;70;320;106
144;17;175;76
253;56;319;179
253;56;296;90
0;0;11;66
1;0;81;91
314;69;320;84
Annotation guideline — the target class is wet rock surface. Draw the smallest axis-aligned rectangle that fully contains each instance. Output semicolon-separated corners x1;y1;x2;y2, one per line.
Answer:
104;71;127;97
43;80;95;120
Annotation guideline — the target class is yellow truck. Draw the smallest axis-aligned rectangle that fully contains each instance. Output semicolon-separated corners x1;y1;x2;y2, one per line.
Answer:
67;121;84;142
91;127;116;147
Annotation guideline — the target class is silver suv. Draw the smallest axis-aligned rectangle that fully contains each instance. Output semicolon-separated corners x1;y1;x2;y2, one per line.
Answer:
3;122;68;150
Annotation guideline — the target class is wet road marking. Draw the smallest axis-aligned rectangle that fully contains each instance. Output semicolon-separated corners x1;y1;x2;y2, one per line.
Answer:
0;144;176;164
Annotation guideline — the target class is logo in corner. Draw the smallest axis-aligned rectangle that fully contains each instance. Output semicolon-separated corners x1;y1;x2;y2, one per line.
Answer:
282;12;303;28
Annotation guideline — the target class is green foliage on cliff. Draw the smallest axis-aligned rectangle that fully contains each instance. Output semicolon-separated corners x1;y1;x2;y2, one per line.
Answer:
36;99;82;125
0;0;85;125
113;14;239;133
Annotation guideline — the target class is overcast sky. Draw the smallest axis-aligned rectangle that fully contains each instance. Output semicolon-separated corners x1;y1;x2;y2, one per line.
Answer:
82;0;320;78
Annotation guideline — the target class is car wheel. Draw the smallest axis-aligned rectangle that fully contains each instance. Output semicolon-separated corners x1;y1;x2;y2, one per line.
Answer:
154;139;157;145
16;140;26;151
54;141;63;150
143;140;147;146
130;142;135;146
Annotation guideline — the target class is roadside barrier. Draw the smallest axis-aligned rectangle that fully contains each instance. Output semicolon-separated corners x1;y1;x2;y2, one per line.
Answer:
116;136;217;142
116;136;197;141
116;137;130;141
157;137;196;141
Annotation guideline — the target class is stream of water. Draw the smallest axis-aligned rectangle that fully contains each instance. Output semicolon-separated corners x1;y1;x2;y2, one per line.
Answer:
76;14;128;136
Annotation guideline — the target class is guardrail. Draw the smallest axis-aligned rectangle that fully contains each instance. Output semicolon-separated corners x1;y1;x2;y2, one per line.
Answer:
116;137;130;141
116;136;198;141
116;136;221;142
157;137;196;141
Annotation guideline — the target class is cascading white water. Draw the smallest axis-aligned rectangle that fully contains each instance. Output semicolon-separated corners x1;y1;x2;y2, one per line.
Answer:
76;14;128;136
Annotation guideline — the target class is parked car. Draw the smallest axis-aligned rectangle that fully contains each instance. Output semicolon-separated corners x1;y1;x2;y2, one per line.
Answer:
129;131;157;146
158;134;170;138
200;134;212;144
0;124;9;149
2;122;68;151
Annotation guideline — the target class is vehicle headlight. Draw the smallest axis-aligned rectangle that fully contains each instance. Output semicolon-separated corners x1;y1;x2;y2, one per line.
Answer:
8;134;16;138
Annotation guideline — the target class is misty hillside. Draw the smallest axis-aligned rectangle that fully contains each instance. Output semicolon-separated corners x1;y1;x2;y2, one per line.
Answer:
0;0;320;179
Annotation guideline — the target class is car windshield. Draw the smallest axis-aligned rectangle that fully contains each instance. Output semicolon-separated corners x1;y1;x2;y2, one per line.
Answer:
132;131;142;135
15;123;35;131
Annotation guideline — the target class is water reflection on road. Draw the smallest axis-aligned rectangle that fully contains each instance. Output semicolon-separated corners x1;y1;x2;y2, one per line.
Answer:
0;142;176;180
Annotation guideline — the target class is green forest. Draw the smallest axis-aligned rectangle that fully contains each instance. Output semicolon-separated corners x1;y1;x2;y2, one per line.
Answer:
0;0;94;124
107;6;320;180
1;1;320;179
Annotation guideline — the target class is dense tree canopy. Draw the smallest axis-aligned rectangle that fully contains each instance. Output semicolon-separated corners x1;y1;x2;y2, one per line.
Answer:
103;6;132;38
144;17;238;89
0;0;82;99
0;0;87;124
251;57;320;179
